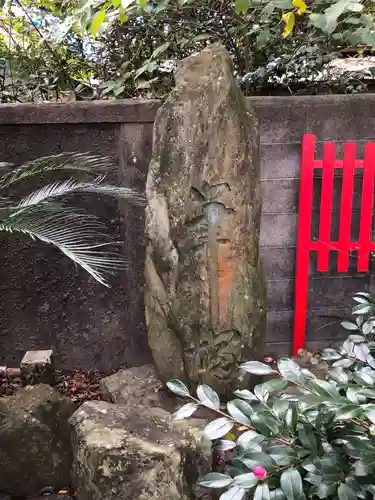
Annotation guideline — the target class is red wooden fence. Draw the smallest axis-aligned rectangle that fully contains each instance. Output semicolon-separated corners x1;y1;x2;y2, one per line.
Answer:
293;134;375;355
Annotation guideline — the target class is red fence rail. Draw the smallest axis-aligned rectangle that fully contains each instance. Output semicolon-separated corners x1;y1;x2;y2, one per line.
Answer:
293;134;375;355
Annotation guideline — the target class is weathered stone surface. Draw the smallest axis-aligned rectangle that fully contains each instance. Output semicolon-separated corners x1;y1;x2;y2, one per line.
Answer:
29;496;73;500
100;364;176;411
21;349;55;384
70;400;212;500
145;43;267;396
0;384;75;496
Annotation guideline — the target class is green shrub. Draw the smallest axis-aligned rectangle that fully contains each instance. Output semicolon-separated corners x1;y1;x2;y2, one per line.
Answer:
168;292;375;500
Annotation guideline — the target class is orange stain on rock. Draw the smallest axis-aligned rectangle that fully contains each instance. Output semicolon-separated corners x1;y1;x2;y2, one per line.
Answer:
217;242;236;318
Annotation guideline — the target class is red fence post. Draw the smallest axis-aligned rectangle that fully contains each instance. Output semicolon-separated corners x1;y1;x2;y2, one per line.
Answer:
293;134;315;356
293;135;375;356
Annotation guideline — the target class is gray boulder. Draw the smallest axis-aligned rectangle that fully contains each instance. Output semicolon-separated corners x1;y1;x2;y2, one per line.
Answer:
100;364;176;412
0;384;75;496
70;400;212;500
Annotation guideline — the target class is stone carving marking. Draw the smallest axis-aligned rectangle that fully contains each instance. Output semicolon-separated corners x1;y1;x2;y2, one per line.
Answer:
145;44;267;396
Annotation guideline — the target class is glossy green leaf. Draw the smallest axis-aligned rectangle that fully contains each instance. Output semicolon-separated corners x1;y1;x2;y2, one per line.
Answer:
172;402;199;420
220;486;246;500
254;483;271;500
341;321;359;331
298;426;318;453
234;389;258;401
234;0;250;14
240;361;276;375
270;488;286;500
337;483;357;500
215;439;237;451
90;7;106;37
268;445;298;466
280;468;303;500
227;400;252;425
334;404;362;420
232;472;259;488
237;429;265;448
197;384;220;410
273;400;290;419
167;379;190;397
277;358;302;382
203;417;234;441
199;473;233;488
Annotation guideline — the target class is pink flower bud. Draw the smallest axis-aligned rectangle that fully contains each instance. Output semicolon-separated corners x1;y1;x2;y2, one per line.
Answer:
253;466;267;479
264;357;274;363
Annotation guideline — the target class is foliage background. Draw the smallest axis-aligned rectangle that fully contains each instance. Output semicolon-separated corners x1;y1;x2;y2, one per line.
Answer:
1;0;375;102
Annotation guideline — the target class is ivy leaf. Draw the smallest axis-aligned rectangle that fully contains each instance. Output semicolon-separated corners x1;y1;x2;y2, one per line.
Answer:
203;417;234;440
172;402;199;420
234;0;250;14
151;41;170;59
167;379;190;397
280;468;304;500
254;483;271;500
220;486;246;500
337;483;357;500
197;384;220;410
198;473;233;488
90;7;106;38
240;361;276;375
292;0;307;15
282;11;295;37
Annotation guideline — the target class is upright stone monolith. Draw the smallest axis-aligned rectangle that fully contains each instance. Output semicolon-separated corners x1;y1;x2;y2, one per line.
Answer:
145;44;267;396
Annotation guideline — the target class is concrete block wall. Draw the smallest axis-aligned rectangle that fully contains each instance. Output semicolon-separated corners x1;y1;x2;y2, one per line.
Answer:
254;95;375;357
0;95;374;370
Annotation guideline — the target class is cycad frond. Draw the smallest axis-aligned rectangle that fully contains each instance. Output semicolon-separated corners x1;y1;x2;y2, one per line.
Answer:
0;203;127;287
0;152;117;187
17;177;146;208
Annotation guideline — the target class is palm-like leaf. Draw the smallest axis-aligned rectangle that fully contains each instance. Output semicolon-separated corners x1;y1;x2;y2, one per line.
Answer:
16;177;146;208
1;203;126;287
0;152;146;286
0;152;117;187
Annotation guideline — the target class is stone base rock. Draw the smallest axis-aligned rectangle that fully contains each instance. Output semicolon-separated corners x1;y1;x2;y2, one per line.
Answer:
100;364;176;412
29;496;73;500
20;349;54;385
0;384;75;496
70;401;212;500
